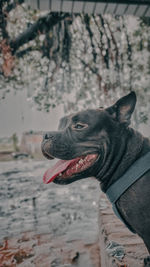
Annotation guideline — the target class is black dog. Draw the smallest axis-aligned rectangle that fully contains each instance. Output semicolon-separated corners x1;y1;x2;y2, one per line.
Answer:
41;92;150;264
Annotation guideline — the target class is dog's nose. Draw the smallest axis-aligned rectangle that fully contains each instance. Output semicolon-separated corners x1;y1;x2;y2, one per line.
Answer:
43;133;53;140
43;133;49;140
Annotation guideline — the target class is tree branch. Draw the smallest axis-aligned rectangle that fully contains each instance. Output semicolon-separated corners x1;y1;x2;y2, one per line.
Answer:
93;16;106;66
16;46;37;57
4;0;25;13
10;12;71;54
105;18;120;70
122;18;133;91
99;15;110;69
83;14;97;63
0;0;9;39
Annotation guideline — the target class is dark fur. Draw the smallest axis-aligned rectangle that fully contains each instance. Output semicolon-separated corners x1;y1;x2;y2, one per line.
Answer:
42;92;150;261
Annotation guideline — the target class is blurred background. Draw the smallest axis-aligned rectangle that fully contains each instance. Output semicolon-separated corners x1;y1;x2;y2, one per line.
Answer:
0;1;150;266
0;0;150;161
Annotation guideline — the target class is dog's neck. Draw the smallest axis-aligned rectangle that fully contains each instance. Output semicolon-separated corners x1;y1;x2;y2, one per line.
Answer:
97;127;150;192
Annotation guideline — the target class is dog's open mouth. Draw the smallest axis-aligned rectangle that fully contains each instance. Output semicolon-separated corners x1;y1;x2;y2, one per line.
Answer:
43;154;98;184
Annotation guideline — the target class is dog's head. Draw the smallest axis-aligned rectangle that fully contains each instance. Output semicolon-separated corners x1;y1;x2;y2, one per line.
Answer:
41;92;136;185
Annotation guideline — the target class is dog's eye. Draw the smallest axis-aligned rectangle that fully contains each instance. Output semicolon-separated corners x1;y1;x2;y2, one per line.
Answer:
72;123;88;130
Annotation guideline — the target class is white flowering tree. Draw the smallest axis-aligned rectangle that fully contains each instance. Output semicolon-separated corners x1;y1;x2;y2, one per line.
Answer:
0;1;150;127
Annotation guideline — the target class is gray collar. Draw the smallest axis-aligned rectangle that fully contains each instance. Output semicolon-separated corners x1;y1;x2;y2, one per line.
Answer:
106;151;150;233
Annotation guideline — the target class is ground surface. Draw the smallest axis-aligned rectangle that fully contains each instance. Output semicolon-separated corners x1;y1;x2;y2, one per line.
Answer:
0;160;100;267
99;192;148;267
0;160;148;267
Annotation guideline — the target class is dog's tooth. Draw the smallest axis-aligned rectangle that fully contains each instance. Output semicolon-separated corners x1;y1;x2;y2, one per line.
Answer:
76;164;79;169
59;173;62;176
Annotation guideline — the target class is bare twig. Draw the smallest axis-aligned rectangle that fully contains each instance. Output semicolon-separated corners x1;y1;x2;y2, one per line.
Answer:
4;0;25;13
83;14;97;63
10;13;71;54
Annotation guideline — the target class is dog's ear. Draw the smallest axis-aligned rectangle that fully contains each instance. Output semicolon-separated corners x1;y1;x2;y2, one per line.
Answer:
106;91;136;125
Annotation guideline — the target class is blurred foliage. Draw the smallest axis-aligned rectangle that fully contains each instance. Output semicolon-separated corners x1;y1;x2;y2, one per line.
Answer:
0;1;150;127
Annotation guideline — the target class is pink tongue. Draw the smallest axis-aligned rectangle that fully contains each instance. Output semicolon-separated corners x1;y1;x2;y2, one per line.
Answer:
43;158;78;184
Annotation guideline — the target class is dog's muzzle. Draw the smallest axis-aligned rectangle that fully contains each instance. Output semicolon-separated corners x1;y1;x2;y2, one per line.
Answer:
42;133;55;160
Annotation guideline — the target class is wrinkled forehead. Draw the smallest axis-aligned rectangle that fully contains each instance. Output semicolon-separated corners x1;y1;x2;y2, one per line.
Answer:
58;109;104;130
58;114;72;130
